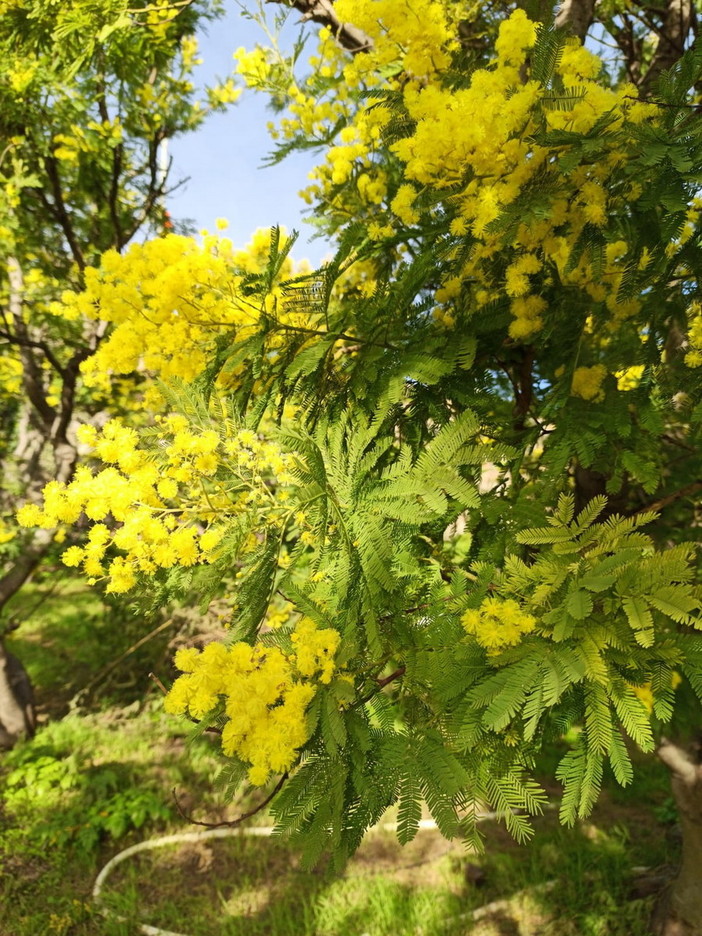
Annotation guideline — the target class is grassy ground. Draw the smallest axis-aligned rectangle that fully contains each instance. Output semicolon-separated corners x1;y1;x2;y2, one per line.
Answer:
0;578;681;936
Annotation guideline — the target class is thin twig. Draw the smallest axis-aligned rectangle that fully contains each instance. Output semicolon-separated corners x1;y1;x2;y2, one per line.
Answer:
0;326;67;378
172;772;288;829
149;672;169;695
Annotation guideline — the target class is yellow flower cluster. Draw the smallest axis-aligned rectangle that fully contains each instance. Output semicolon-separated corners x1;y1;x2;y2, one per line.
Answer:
0;355;23;397
16;415;297;594
0;517;16;547
615;365;645;391
164;618;342;784
571;364;607;401
461;597;537;651
248;5;668;353
236;1;458;223
334;0;457;80
388;11;658;337
50;229;310;390
686;301;702;367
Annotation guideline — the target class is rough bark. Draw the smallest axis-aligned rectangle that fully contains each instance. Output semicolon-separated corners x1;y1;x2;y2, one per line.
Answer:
0;262;82;747
0;257;82;618
641;0;695;92
0;528;56;614
554;0;596;41
0;643;35;749
281;0;372;53
652;739;702;936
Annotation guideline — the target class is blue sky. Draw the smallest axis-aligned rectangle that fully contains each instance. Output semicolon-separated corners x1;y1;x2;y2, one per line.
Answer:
168;3;333;266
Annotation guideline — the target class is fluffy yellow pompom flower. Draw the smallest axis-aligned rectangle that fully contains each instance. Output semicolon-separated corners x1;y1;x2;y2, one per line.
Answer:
291;617;341;684
686;301;702;367
165;618;343;785
571;364;607;401
61;546;85;568
16;503;46;528
462;597;537;651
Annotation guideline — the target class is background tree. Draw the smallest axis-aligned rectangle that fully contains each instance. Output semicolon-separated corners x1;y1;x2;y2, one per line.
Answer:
0;0;240;744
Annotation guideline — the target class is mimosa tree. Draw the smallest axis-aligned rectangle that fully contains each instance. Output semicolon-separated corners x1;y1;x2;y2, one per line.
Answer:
16;1;702;932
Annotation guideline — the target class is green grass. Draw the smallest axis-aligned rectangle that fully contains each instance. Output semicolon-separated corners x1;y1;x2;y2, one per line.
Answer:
0;579;681;936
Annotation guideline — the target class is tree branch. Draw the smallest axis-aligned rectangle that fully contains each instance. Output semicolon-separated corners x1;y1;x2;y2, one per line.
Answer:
658;737;700;786
6;259;57;427
0;324;67;379
96;59;125;249
172;772;288;829
121;132;168;243
50;322;107;448
376;665;406;688
268;0;373;53
44;156;86;270
634;480;702;516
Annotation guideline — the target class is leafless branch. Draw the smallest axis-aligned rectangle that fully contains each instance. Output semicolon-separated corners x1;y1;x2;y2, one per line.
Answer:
148;672;169;695
376;665;406;688
634;480;702;516
172;772;288;829
122;132;169;243
70;619;179;710
604;14;644;84
44;156;86;270
267;0;373;53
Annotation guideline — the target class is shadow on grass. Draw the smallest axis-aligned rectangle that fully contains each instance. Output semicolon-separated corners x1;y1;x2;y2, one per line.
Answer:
101;831;474;936
4;579;179;716
96;784;678;936
0;580;683;936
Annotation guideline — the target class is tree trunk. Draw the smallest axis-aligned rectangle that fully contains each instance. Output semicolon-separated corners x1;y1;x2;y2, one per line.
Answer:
651;739;702;936
0;641;35;749
555;0;597;40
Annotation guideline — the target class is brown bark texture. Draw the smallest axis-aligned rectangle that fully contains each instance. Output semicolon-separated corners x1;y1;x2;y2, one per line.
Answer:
652;740;702;936
0;643;35;749
284;0;372;52
554;0;596;40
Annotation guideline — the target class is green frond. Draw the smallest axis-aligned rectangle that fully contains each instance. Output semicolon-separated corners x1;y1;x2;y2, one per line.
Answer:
648;585;700;626
229;534;281;642
622;596;655;647
573;495;608;530
608;679;655;752
608;729;634;787
531;21;566;85
584;684;613;754
397;763;422;845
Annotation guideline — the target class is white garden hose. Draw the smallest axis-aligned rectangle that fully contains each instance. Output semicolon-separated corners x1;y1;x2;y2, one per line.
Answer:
92;814;507;936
